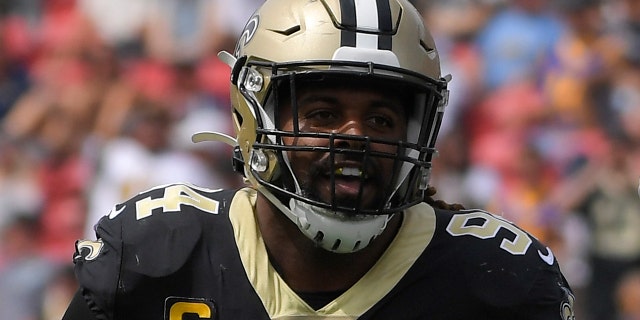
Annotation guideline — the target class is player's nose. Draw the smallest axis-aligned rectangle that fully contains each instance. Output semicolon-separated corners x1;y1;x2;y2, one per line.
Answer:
332;120;367;150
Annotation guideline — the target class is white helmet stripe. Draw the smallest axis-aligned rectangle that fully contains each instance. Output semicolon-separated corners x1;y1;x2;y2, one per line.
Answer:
355;0;379;49
339;0;393;50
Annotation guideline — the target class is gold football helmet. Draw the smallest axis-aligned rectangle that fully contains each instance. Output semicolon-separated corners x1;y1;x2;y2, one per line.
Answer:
195;0;449;253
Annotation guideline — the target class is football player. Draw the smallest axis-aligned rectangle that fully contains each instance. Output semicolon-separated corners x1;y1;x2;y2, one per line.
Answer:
62;0;575;319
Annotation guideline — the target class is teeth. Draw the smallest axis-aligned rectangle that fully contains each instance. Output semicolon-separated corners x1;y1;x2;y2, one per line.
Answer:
335;167;363;177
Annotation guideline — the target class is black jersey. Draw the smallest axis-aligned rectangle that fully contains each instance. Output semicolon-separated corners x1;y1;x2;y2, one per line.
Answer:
72;184;575;320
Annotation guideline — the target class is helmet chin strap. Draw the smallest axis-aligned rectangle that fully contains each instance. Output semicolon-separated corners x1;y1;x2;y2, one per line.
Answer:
256;185;392;254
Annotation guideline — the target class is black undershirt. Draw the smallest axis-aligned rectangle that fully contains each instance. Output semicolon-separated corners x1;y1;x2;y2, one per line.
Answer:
296;289;348;310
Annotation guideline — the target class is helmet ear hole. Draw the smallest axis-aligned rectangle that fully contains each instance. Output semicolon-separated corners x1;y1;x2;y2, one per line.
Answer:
232;146;245;175
230;55;247;85
234;110;244;127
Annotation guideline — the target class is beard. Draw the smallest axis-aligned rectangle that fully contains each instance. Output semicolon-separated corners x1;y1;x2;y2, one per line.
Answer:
294;154;390;216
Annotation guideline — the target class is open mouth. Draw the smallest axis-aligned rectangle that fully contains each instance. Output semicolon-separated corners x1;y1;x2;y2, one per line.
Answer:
334;166;367;179
324;165;373;199
300;160;383;212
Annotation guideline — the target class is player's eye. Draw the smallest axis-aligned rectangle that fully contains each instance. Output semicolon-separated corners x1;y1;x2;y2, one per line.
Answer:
305;109;338;125
367;114;394;128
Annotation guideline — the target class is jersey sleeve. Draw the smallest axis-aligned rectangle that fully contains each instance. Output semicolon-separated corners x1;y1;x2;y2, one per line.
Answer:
518;264;576;319
71;184;217;319
438;209;577;319
72;209;125;319
62;290;102;320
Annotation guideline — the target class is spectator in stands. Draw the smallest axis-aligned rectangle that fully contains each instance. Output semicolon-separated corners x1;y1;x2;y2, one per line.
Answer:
0;215;57;320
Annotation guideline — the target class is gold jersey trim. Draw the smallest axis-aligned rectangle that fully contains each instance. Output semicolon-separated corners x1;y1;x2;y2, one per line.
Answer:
229;188;436;319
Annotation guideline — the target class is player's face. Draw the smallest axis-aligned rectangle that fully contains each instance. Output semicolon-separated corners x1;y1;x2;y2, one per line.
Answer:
278;82;408;213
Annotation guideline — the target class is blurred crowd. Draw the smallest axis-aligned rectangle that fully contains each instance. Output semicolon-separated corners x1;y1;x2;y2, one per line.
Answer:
0;0;639;319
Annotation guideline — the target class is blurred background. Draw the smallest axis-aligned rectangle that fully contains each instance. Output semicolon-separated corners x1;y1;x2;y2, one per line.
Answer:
0;0;639;319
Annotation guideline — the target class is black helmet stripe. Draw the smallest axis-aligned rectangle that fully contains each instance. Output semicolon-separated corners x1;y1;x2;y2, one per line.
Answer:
339;0;357;47
339;0;393;50
376;0;393;50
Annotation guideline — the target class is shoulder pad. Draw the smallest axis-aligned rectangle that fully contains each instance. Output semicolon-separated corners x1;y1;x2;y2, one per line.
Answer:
434;209;566;305
88;184;235;277
443;209;551;261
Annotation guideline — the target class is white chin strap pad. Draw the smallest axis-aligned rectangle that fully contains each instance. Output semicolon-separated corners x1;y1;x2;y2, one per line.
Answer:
289;199;390;253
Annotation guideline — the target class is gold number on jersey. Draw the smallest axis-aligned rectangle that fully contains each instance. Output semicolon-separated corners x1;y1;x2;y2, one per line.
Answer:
446;211;532;255
168;301;213;320
136;185;219;220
